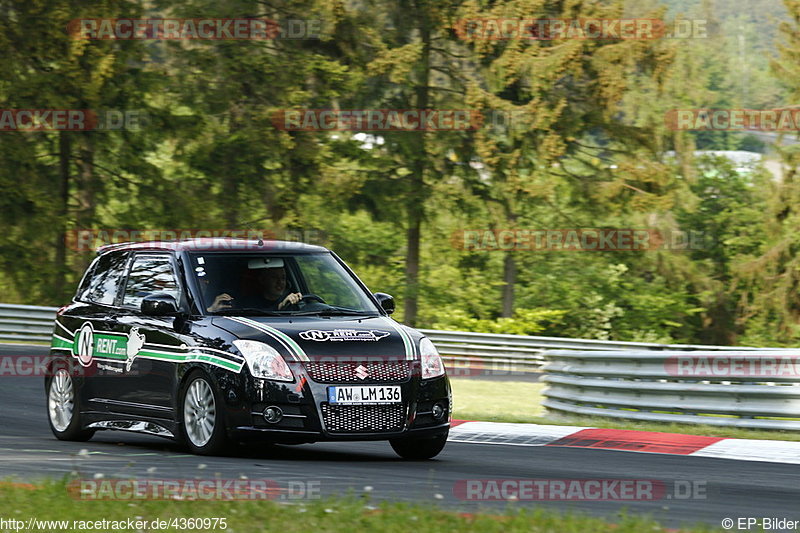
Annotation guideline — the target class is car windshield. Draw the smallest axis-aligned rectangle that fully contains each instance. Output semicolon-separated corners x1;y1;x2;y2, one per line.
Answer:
190;252;381;316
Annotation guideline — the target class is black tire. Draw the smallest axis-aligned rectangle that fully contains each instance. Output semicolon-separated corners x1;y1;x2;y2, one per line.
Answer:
46;368;94;441
178;371;230;455
390;432;448;460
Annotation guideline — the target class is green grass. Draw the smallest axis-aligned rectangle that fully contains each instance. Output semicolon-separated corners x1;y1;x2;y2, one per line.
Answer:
451;378;548;420
1;339;48;346
450;377;800;442
0;479;719;533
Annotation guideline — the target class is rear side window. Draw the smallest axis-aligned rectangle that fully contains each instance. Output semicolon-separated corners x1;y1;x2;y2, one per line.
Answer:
122;255;180;310
76;252;129;306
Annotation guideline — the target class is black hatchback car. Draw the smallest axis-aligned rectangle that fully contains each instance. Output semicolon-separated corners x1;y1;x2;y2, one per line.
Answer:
46;239;451;458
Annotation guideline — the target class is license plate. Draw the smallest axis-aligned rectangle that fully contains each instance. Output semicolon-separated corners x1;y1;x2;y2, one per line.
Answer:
327;385;402;405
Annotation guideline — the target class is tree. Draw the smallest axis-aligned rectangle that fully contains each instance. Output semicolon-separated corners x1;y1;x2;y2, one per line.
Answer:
731;0;800;344
0;0;159;303
457;0;675;315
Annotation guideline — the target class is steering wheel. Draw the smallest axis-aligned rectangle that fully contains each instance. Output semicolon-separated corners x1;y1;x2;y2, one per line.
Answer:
300;293;326;304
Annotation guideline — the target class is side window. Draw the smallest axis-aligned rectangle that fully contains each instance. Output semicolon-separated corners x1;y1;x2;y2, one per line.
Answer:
122;255;180;310
74;259;98;301
76;252;128;306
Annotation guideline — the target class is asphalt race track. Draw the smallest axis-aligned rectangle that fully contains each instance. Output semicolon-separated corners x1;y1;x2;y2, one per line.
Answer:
2;344;800;529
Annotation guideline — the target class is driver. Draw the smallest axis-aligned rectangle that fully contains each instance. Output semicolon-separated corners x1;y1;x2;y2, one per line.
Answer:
206;258;302;312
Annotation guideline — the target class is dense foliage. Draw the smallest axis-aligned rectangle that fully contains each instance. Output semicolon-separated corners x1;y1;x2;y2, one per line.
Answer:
1;0;798;345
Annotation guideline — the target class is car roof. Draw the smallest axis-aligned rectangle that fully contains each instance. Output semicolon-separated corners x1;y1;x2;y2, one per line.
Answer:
97;238;329;255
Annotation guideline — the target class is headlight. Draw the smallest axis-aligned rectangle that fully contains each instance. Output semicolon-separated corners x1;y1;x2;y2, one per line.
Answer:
232;340;293;381
420;337;445;379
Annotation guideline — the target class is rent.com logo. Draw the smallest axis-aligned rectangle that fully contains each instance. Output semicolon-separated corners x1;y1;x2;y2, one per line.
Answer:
67;18;320;40
453;18;707;40
452;229;705;251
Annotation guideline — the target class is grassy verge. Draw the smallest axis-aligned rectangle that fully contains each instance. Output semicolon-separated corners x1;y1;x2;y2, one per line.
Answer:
0;339;48;346
0;480;718;533
450;378;800;442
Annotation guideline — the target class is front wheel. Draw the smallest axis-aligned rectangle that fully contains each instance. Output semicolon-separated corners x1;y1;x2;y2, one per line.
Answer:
390;432;448;460
179;372;230;455
46;368;94;441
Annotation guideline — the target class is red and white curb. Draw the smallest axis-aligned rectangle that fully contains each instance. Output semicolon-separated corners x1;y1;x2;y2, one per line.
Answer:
449;420;800;465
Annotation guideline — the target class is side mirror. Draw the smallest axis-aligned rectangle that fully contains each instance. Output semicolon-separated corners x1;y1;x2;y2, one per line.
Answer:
373;292;395;315
141;293;179;316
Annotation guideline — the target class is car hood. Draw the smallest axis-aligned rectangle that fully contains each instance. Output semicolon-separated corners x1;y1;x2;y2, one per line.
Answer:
211;315;418;362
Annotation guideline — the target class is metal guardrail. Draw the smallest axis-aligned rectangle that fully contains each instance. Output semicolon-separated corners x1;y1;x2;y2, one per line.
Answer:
417;328;771;371
542;350;800;430
0;303;59;343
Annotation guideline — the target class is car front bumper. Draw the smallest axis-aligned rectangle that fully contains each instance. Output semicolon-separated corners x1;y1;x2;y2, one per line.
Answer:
220;366;452;443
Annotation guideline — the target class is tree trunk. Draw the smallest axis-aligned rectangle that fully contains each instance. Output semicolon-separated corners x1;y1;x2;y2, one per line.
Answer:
501;253;516;318
501;208;518;317
703;292;736;345
403;19;430;327
75;135;96;274
223;115;242;228
54;132;71;302
222;173;239;228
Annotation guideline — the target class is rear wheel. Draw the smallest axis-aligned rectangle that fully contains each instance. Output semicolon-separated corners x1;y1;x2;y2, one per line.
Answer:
179;372;230;455
46;368;94;441
390;432;448;460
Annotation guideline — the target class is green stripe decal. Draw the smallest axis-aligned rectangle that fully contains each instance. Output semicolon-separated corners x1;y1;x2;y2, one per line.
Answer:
139;351;185;361
137;350;242;371
97;352;127;360
51;337;73;350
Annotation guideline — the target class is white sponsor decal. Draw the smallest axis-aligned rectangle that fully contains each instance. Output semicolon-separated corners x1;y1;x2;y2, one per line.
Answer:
299;329;391;342
76;323;95;367
97;362;123;373
125;327;146;371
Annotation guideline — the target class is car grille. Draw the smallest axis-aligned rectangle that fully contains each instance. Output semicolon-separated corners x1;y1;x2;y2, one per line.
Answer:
304;361;411;384
320;403;406;433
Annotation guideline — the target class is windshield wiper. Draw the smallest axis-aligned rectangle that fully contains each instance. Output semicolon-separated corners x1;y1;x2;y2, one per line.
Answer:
289;307;377;317
212;308;286;316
